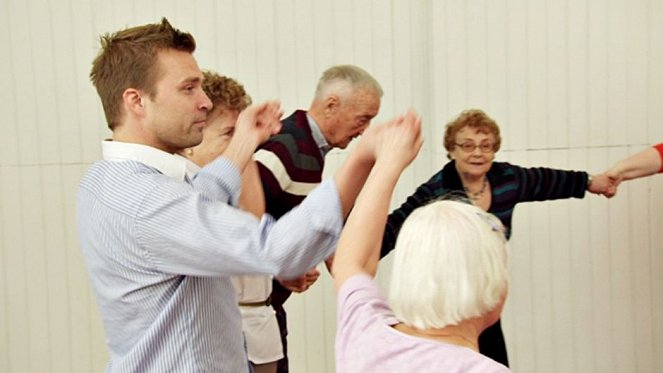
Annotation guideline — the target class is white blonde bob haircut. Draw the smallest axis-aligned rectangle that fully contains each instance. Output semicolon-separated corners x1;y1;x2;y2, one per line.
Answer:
388;199;509;330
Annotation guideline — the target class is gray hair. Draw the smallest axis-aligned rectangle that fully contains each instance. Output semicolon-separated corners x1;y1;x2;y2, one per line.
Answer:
314;65;383;100
389;200;509;330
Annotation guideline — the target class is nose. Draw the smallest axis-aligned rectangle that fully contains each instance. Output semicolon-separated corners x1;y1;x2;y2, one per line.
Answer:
358;122;371;135
200;90;213;111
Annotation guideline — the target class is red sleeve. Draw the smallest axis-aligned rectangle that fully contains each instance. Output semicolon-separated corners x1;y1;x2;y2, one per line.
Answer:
654;143;663;173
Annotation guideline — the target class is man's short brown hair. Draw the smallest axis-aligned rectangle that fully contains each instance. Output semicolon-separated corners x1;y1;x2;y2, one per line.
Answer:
89;18;196;129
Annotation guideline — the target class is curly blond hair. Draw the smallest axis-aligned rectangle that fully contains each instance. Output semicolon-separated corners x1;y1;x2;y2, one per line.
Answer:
201;70;252;116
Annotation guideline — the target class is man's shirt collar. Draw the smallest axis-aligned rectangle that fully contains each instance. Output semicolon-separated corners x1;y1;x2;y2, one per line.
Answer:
102;140;188;181
306;113;331;156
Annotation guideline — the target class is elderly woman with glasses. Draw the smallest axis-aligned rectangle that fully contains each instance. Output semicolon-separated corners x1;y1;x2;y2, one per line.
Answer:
379;109;611;367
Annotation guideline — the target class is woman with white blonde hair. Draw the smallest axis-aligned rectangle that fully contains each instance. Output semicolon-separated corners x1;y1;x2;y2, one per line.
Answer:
388;199;508;350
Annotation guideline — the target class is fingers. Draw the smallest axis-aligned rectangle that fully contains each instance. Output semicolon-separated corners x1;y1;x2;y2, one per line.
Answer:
305;267;320;279
376;108;423;166
277;268;320;293
277;277;307;292
304;268;320;286
255;100;283;135
406;108;424;153
234;100;283;147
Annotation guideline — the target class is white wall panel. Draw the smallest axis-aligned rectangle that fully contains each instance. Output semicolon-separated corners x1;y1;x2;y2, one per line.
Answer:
627;161;655;372
0;170;7;372
567;0;590;149
526;3;549;150
288;0;317;108
21;167;50;373
545;1;568;148
504;0;529;151
8;0;39;166
266;0;299;111
607;149;637;373
528;152;556;371
649;1;663;141
2;0;663;372
42;166;72;373
625;0;649;145
28;0;60;164
587;0;610;148
606;0;629;147
567;148;595;373
587;147;614;372
548;150;574;372
310;0;334;82
485;0;509;128
650;175;663;371
1;166;29;372
444;1;470;113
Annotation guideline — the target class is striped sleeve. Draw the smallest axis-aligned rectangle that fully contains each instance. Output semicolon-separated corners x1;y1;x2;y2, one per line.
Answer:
512;164;588;202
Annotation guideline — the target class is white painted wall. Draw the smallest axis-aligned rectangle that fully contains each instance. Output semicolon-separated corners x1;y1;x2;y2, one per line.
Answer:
1;0;662;372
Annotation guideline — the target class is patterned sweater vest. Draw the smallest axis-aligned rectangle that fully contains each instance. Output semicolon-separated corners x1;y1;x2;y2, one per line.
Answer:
255;110;325;220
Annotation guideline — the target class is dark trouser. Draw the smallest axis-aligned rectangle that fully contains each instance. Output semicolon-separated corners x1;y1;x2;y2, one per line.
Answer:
271;280;292;373
478;319;509;367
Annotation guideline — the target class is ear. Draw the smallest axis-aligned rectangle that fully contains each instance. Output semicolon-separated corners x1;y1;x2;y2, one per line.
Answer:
122;88;145;117
324;95;340;117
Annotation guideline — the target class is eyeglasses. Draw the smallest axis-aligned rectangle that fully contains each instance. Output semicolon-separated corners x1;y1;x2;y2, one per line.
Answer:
454;142;495;153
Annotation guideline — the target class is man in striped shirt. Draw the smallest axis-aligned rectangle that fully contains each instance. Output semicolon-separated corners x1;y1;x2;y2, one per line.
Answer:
78;19;402;372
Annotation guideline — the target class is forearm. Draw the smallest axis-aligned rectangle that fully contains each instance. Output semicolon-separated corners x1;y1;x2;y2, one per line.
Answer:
334;109;423;279
239;159;265;217
332;160;402;283
332;148;375;218
221;137;257;175
266;180;343;278
139;174;340;278
609;147;661;181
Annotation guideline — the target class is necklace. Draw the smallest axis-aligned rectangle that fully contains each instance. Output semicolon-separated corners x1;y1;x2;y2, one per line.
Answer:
463;177;488;199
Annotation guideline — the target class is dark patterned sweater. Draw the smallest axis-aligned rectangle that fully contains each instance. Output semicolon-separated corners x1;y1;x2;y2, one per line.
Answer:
255;110;325;220
255;110;326;315
381;160;589;257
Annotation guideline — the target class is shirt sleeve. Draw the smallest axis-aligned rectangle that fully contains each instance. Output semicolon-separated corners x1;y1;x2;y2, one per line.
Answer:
337;274;397;348
509;163;588;202
134;172;343;279
191;155;241;205
653;143;663;173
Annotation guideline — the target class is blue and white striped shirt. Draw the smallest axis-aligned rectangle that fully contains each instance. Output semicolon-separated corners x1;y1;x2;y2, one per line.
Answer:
77;141;342;372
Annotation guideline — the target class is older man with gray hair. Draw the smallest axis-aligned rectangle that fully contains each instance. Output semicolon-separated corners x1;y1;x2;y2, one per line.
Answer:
255;64;383;372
